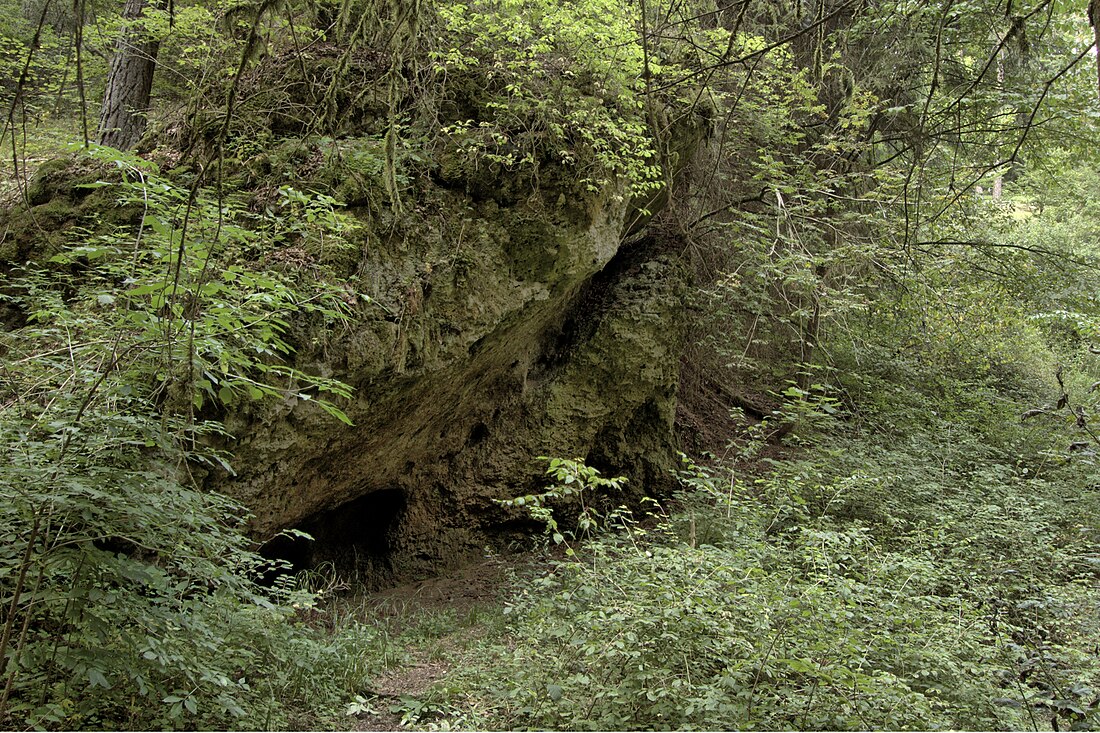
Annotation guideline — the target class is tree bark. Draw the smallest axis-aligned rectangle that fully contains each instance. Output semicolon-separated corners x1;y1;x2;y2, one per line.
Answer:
97;0;161;150
1090;0;1100;104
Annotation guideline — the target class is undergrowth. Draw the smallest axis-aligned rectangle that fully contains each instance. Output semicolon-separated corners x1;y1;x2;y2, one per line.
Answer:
368;338;1100;732
0;145;372;730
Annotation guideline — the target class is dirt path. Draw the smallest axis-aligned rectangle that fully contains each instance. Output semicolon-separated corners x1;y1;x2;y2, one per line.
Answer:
345;557;515;731
368;557;509;620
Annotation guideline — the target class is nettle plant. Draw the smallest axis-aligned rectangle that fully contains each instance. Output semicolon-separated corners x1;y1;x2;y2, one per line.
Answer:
0;145;362;728
58;145;354;420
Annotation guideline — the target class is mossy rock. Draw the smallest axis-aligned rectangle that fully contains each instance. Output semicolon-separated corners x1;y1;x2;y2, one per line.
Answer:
0;154;135;267
25;156;78;206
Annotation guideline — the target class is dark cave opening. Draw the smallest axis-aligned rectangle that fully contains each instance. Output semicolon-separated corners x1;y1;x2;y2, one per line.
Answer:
259;488;407;587
467;421;491;446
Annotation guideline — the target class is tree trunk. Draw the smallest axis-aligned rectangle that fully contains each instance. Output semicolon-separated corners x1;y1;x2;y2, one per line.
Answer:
1091;0;1100;104
97;0;161;150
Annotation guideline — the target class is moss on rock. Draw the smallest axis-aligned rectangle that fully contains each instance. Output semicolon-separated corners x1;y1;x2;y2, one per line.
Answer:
216;139;692;584
0;155;138;267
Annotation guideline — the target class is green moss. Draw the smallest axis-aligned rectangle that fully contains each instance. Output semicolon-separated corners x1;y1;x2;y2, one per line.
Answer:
0;200;72;264
497;212;560;281
0;234;18;263
25;156;76;206
0;155;136;265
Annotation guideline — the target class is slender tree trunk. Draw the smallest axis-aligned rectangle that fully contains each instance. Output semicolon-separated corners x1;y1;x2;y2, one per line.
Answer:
97;0;161;149
993;44;1004;199
1090;0;1100;104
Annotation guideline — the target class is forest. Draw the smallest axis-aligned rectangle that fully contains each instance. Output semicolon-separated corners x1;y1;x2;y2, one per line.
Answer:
2;0;1100;729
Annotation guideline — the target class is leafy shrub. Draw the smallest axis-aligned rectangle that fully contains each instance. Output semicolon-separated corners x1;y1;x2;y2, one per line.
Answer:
0;146;369;729
433;0;660;198
464;417;1100;732
496;457;628;550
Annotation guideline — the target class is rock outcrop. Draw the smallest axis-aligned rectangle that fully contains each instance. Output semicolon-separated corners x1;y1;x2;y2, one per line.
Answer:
227;157;689;585
0;136;695;589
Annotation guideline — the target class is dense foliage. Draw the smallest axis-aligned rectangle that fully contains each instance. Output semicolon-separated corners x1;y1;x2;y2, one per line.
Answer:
453;311;1100;730
2;0;1100;729
0;146;369;728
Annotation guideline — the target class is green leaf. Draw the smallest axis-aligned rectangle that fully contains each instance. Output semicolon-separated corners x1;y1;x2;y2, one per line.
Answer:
87;669;111;689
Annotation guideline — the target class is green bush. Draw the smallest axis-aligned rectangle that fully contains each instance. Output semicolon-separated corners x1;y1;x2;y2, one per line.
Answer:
466;421;1100;731
0;146;370;729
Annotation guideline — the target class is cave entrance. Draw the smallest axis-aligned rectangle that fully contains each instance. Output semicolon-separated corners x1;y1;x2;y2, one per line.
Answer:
259;488;406;589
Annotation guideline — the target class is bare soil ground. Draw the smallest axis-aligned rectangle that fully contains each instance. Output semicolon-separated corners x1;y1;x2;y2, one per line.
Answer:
345;558;514;731
368;557;508;621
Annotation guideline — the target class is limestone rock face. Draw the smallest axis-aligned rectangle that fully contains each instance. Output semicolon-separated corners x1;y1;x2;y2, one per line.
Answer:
222;173;688;584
